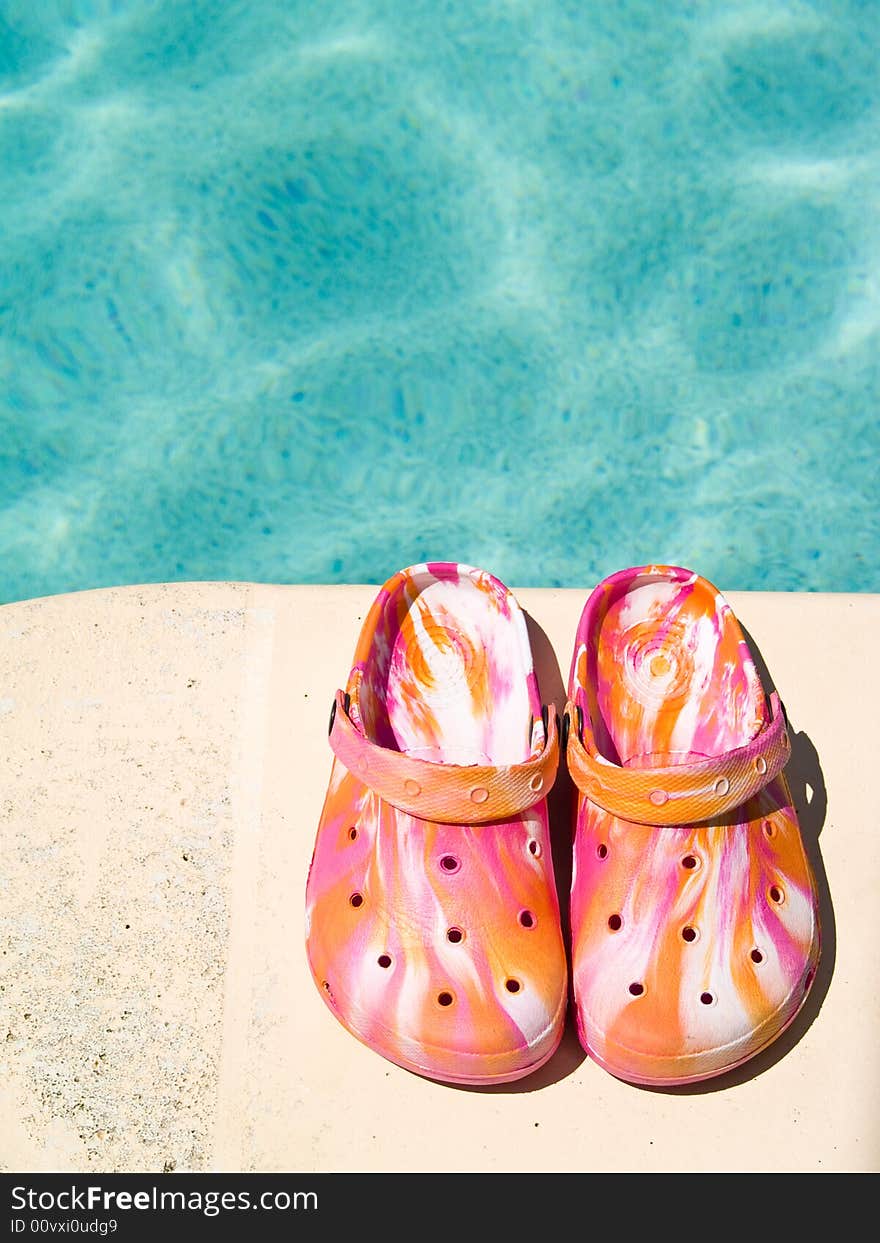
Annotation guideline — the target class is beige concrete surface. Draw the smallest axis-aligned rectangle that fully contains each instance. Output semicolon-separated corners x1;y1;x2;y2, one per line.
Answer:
0;581;876;1174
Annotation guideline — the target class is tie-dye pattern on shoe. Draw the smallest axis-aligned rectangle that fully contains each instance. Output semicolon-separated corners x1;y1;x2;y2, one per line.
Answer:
565;564;821;1086
306;563;568;1085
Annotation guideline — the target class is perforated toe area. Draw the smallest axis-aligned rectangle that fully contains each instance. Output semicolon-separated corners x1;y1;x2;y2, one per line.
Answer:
307;788;567;1083
570;789;820;1084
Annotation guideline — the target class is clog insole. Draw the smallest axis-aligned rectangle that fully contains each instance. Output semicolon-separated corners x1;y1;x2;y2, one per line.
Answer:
592;577;764;770
374;578;534;767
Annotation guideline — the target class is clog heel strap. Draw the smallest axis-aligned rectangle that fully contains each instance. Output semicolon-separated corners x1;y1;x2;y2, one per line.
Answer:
563;690;790;826
329;690;559;824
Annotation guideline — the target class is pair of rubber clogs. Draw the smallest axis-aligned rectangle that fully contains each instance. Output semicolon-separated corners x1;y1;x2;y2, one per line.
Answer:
305;563;821;1087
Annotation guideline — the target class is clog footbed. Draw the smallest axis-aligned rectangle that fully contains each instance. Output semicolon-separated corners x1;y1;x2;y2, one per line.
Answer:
565;565;821;1086
306;562;568;1085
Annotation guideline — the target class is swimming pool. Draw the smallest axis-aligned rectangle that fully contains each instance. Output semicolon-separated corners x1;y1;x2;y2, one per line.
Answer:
1;0;878;604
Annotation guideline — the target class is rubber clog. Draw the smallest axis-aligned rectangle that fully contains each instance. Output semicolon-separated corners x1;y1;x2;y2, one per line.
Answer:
564;564;821;1086
305;562;568;1085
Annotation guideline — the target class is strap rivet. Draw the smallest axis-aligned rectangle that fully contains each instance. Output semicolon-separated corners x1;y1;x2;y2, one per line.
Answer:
713;776;730;796
529;774;544;792
470;786;490;804
755;756;767;775
404;779;421;797
649;789;668;807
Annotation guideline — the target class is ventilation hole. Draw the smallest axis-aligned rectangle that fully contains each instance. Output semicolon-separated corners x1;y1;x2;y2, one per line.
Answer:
446;927;464;944
439;855;460;873
763;819;776;838
348;827;358;841
349;892;364;908
321;980;331;991
682;926;698;942
750;948;764;964
681;855;698;870
505;979;521;993
700;991;714;1005
437;991;454;1007
596;843;608;859
377;954;392;969
528;839;541;857
755;756;768;775
769;884;784;904
518;910;535;929
628;982;644;997
608;914;623;932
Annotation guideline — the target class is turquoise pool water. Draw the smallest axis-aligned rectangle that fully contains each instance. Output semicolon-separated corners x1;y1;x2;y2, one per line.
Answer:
1;0;878;604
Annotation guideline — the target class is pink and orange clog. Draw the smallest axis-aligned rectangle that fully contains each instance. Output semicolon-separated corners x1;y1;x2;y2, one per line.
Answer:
564;564;821;1086
306;562;568;1085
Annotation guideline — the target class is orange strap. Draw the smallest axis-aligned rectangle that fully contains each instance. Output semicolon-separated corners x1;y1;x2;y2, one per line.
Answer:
329;690;558;824
564;691;790;825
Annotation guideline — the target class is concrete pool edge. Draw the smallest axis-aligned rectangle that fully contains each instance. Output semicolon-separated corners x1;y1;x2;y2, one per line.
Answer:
1;581;877;1173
